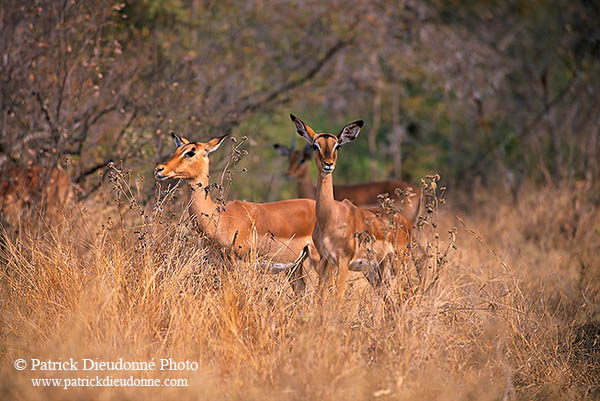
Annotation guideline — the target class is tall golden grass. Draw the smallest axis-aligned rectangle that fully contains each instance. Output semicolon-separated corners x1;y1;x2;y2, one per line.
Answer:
1;170;598;400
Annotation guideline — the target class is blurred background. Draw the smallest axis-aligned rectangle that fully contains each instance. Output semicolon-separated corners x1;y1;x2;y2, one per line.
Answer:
1;0;599;204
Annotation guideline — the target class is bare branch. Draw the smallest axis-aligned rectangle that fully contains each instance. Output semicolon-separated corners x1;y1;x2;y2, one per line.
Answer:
226;39;351;125
75;158;113;183
32;91;55;132
458;75;577;179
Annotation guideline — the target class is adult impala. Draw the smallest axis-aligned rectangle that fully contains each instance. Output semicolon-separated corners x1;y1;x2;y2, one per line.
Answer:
290;114;412;299
273;142;421;223
0;165;72;226
154;132;318;295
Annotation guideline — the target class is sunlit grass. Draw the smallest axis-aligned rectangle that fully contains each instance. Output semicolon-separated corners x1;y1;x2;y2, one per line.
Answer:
0;176;598;400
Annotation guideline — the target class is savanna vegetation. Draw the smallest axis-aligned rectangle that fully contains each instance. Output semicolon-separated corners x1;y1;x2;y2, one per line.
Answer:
1;0;599;400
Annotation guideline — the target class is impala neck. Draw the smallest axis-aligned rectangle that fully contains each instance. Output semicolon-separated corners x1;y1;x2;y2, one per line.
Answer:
188;172;219;231
315;172;336;222
298;168;316;199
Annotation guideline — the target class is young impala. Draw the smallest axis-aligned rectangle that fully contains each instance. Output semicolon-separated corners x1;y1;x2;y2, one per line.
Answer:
154;132;318;295
273;141;421;224
290;114;412;299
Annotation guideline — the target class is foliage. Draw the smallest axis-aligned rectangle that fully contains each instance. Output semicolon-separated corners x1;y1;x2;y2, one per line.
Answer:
2;0;599;200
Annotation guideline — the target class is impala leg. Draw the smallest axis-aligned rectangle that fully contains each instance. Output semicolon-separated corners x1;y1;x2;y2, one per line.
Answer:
377;255;394;288
287;258;306;297
317;258;333;300
379;255;396;318
317;258;331;293
362;263;382;289
334;258;349;301
291;245;310;297
361;256;395;319
283;245;309;297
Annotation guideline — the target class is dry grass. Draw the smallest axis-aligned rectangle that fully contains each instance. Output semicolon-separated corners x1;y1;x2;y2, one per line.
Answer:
0;172;599;400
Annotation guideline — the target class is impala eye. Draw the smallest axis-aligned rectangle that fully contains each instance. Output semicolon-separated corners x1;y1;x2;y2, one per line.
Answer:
185;149;196;157
333;143;341;152
312;144;318;151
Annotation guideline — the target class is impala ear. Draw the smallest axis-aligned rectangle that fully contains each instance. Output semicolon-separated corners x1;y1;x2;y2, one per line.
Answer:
290;114;317;144
171;132;190;147
273;144;291;157
301;144;313;162
206;134;228;153
338;120;364;145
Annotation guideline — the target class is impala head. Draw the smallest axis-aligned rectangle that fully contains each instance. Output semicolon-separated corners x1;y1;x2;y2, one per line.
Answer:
154;132;228;183
290;114;363;176
273;143;312;179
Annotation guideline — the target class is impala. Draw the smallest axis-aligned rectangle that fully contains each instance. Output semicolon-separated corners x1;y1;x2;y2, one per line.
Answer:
0;165;72;225
290;114;412;299
274;141;421;223
154;132;318;295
